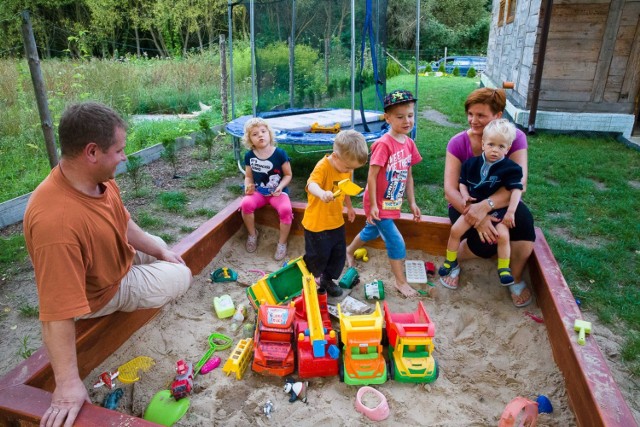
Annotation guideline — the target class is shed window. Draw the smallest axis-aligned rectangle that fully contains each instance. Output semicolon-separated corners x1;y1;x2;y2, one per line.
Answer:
506;0;516;24
498;0;506;26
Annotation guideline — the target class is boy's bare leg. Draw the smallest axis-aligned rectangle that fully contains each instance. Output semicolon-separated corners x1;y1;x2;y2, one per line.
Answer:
390;258;418;298
346;235;364;267
496;223;511;259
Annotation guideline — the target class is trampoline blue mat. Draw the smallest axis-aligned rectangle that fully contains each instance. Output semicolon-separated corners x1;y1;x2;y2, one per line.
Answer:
226;109;389;146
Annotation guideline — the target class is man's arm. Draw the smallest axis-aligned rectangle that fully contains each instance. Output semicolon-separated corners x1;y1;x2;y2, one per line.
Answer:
126;219;185;264
40;319;90;427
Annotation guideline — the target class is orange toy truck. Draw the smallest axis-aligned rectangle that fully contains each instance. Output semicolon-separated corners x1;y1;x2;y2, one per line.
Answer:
383;301;438;383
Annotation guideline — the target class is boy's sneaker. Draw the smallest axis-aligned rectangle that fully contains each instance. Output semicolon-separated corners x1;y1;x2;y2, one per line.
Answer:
245;230;259;253
321;279;343;297
274;243;287;261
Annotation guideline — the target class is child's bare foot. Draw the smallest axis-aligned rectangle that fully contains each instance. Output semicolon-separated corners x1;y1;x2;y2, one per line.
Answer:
346;251;355;268
395;282;418;298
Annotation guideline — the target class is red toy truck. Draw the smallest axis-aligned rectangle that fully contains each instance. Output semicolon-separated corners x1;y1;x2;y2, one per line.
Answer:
383;301;438;383
293;271;339;379
252;303;297;377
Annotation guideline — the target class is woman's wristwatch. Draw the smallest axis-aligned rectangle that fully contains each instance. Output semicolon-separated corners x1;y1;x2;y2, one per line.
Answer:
486;198;495;209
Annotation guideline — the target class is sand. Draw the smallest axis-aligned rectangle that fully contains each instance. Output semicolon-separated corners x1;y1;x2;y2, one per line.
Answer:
85;227;576;426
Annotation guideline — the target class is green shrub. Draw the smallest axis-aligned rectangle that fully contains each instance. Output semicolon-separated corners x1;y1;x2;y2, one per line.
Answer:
467;67;477;78
438;62;446;73
157;191;188;213
386;61;401;79
425;64;433;73
452;66;460;76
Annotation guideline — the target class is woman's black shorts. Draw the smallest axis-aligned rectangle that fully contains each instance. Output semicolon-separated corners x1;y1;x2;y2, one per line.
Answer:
448;201;535;259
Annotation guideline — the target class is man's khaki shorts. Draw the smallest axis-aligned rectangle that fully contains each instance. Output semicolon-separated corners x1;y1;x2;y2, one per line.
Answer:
81;235;192;319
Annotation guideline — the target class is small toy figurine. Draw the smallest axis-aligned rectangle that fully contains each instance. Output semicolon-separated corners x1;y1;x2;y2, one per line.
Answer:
102;388;124;410
283;378;308;403
94;371;119;389
263;400;274;418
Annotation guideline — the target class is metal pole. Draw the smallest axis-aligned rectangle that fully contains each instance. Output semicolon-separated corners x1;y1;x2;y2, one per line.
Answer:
289;0;296;108
220;34;228;123
350;0;355;128
413;0;420;141
250;0;257;116
20;10;58;168
228;2;236;119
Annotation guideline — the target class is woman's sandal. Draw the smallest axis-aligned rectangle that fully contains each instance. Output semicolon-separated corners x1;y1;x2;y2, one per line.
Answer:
439;265;461;290
509;281;533;308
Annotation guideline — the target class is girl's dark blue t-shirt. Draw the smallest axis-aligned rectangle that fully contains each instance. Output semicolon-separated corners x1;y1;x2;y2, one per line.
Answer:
244;147;290;195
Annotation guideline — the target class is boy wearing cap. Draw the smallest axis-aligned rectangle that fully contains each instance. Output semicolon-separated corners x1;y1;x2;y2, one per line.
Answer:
346;90;423;297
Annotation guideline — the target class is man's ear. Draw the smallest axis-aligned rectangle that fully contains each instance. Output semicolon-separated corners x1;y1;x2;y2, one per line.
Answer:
84;142;99;163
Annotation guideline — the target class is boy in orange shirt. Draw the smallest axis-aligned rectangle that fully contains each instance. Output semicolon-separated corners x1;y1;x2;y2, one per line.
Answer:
302;129;369;297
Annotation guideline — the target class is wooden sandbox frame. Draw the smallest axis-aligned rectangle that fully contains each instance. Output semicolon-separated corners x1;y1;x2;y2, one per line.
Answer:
0;198;635;426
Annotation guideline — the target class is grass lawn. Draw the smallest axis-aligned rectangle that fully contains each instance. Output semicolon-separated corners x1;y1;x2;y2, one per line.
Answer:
0;74;638;376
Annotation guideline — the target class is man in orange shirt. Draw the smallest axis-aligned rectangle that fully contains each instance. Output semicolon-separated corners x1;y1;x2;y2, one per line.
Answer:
24;102;192;427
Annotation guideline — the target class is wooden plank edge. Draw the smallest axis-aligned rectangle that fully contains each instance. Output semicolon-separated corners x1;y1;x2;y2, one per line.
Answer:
530;228;636;427
0;383;157;426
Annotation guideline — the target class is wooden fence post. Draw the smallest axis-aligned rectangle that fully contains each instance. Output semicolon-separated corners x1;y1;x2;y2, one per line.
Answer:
220;34;228;124
20;10;58;168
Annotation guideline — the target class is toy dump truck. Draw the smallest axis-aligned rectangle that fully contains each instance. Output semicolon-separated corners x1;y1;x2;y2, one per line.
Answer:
383;301;438;383
246;256;305;309
252;303;297;377
337;301;387;385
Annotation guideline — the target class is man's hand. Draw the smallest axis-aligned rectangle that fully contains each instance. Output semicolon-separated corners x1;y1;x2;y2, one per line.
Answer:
41;377;90;427
158;248;186;265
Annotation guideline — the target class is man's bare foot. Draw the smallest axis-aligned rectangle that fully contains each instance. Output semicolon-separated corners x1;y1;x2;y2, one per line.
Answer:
346;251;355;268
395;282;418;298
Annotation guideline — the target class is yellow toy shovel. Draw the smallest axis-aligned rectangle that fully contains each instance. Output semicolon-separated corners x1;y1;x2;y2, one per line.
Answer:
333;179;364;197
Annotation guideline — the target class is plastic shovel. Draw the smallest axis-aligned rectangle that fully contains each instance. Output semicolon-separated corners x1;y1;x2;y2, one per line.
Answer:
332;179;363;197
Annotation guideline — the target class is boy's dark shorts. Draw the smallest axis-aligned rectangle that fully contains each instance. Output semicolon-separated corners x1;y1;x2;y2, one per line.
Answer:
448;201;535;259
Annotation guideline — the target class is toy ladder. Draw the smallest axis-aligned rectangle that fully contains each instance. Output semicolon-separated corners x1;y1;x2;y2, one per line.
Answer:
222;338;254;380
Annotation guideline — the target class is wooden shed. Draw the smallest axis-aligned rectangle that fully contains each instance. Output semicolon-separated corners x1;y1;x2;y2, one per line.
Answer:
485;0;640;138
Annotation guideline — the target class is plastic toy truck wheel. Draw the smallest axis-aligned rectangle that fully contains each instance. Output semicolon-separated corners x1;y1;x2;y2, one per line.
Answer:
434;357;440;381
386;358;395;381
338;360;345;382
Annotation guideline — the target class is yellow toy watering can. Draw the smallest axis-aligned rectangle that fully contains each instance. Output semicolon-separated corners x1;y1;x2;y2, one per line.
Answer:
333;179;364;198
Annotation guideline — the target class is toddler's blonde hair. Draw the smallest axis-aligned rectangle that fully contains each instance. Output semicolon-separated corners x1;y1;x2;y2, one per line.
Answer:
242;117;276;149
483;118;516;146
333;129;369;166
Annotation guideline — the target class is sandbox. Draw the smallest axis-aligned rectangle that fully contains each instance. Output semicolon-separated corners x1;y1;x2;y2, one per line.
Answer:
0;199;635;426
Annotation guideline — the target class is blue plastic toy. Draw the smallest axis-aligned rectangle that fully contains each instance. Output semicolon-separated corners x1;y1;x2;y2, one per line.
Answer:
103;388;124;410
536;395;553;413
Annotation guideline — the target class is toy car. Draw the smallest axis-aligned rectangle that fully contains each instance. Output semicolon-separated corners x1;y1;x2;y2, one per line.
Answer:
170;360;194;400
383;301;438;383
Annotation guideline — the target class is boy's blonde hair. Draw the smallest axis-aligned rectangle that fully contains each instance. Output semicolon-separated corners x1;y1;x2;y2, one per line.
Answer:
483;118;516;146
333;129;369;166
242;117;276;149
